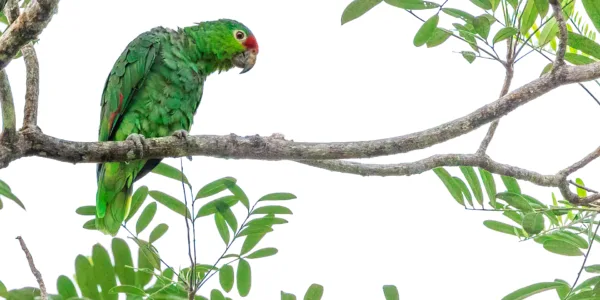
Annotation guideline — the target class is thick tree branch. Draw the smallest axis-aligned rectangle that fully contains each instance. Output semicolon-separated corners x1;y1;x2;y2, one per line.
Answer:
0;69;15;142
16;236;47;300
0;0;58;71
21;43;38;128
0;65;579;168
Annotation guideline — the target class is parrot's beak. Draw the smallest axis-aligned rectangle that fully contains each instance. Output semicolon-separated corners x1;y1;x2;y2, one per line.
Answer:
233;49;257;74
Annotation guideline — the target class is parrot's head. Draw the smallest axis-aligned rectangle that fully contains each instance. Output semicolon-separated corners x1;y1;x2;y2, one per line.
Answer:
188;19;259;74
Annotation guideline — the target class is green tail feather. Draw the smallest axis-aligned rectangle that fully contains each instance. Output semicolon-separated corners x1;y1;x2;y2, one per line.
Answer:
95;165;133;236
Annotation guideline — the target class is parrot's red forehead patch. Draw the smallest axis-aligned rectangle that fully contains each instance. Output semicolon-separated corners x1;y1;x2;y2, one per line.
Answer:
243;35;259;53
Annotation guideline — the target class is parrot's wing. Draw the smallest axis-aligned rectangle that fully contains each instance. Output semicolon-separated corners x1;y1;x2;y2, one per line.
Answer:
97;30;161;179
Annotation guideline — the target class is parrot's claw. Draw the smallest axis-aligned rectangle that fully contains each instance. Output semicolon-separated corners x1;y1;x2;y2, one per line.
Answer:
171;130;192;161
172;130;189;140
126;133;147;159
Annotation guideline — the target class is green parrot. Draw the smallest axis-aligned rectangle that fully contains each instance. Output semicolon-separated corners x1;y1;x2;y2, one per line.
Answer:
95;19;259;236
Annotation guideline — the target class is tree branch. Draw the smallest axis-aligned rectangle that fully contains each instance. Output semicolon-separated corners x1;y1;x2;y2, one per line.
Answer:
0;0;58;71
16;236;47;300
21;43;38;129
550;0;568;67
0;69;15;143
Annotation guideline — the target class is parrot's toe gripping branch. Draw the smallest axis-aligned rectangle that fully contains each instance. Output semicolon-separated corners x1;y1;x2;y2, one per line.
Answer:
171;130;192;161
172;129;189;140
126;133;147;159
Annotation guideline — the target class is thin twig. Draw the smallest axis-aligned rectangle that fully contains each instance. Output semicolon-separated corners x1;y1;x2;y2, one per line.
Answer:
569;180;599;194
16;236;47;300
567;218;600;296
180;158;196;295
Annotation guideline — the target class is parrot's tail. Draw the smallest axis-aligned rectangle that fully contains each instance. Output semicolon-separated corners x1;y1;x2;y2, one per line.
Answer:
95;175;133;236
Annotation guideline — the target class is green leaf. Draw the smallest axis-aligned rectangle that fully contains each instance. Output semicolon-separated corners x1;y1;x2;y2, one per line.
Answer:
382;285;399;300
219;265;234;293
341;0;382;25
149;190;191;219
534;0;549;17
473;16;491;39
585;264;600;273
564;53;597;65
543;240;584;256
552;231;589;249
490;0;500;11
442;8;475;23
583;0;600;34
0;184;24;210
567;31;600;60
576;178;587;198
109;285;147;296
210;289;226;300
522;213;544;235
501;176;521;194
540;63;553;76
413;14;439;47
76;206;96;216
519;0;538;35
245;216;288;227
281;291;297;300
259;192;297;201
483;220;521;236
503;210;523;225
554;279;570;299
92;244;118;300
75;254;100;299
56;275;78;299
0;281;5;298
196;177;237;199
237;259;252;297
112;238;135;286
246;247;278;259
196;195;239;218
462;51;476;64
454;176;473;207
470;0;492;10
228;183;250;210
538;18;558;47
426;28;452;48
384;0;439;10
221;207;238;232
215;212;230;245
303;284;324;300
149;223;169;243
252;205;293;215
460;166;483;206
506;0;517;9
433;167;464;205
238;225;274;237
241;233;267;255
136;202;157;235
132;238;161;271
126;186;149;222
493;27;518;44
82;219;96;230
497;192;532;212
501;281;568;300
151;162;191;187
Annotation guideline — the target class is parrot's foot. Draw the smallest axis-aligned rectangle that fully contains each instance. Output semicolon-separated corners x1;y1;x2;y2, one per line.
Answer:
126;133;147;159
172;129;189;140
172;130;192;161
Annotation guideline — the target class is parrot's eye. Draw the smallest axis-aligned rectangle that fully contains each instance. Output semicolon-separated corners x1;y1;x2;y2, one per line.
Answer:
234;30;246;41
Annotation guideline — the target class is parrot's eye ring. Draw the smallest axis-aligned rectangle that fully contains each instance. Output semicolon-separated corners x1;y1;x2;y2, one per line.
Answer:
234;30;246;41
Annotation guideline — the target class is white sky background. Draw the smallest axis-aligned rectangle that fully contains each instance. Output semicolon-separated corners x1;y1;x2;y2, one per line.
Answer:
1;0;600;299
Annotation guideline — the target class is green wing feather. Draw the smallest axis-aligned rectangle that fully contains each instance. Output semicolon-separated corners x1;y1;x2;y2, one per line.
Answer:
95;30;161;235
